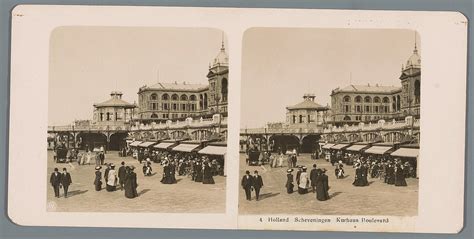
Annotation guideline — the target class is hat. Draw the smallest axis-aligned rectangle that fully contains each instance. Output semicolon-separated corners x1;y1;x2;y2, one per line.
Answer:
321;168;327;173
95;166;102;170
302;166;307;170
130;165;135;170
287;169;293;173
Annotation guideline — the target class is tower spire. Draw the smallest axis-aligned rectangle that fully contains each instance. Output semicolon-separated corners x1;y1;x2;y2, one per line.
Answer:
220;32;225;51
413;33;418;53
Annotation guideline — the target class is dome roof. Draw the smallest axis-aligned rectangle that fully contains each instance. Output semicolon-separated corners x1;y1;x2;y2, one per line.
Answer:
405;45;421;69
212;42;229;67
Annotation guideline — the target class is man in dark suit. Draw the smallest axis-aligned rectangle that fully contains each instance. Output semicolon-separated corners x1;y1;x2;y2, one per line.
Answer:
118;161;127;190
241;170;253;201
253;170;264;201
50;168;62;198
61;168;72;198
310;164;318;193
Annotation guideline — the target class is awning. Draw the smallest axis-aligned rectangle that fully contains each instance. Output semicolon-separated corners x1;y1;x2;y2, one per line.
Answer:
138;141;157;147
172;143;200;152
198;146;227;155
331;144;350;150
346;144;368;152
364;146;393;155
129;141;142;147
153;142;175;149
391;148;419;158
322;143;335;149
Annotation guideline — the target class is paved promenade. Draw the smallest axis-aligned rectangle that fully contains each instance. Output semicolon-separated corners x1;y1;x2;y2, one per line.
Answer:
239;153;418;216
47;151;226;213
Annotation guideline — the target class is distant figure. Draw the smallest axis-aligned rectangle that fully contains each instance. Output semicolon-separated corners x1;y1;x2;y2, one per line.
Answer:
106;164;117;192
94;166;102;191
60;168;72;198
352;163;367;187
394;163;407;186
124;166;138;198
202;162;215;184
315;169;330;201
241;170;254;201
252;170;263;200
285;169;294;194
277;153;284;167
118;161;127;190
50;168;62;198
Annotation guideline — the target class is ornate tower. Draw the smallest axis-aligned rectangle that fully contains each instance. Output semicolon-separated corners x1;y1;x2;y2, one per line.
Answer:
399;41;421;117
207;36;229;115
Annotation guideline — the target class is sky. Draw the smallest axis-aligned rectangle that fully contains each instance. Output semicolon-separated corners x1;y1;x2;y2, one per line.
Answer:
240;28;420;128
48;26;226;125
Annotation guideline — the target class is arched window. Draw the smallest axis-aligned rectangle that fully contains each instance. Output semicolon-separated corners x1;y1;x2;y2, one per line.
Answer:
190;95;197;101
162;94;169;100
373;96;381;103
343;116;351;121
383;97;390;103
221;78;228;101
414;80;420;104
292;115;296;124
355;95;362;103
150;113;158;118
203;93;208;109
150;93;158;100
343;95;351;102
396;95;401;111
299;115;303;123
171;94;179;101
364;96;372;103
180;94;188;101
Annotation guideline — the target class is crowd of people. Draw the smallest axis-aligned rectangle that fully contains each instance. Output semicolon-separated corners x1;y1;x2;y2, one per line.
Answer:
93;161;139;199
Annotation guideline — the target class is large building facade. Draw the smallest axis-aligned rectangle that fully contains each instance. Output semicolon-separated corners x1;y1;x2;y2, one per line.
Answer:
136;41;229;123
330;44;421;126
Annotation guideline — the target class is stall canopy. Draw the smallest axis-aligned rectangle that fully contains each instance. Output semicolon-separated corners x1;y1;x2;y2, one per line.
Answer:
154;142;176;150
391;148;419;158
364;146;393;155
331;144;350;150
198;146;227;155
322;143;335;149
172;143;200;152
138;141;157;148
129;141;142;147
346;144;368;152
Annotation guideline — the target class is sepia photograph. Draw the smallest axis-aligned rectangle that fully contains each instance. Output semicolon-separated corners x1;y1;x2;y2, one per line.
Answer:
239;28;420;216
47;26;229;213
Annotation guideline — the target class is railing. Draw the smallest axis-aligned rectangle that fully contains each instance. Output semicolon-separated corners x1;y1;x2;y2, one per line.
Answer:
48;124;131;132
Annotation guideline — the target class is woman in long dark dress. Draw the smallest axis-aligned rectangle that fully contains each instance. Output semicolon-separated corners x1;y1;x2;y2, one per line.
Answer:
285;169;294;193
194;161;203;183
386;164;395;185
170;161;177;184
93;166;102;191
316;169;330;201
394;164;408;186
161;162;173;184
352;164;366;187
202;162;215;184
125;166;138;198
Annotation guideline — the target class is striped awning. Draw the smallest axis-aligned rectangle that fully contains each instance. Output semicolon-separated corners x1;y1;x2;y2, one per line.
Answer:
331;144;350;150
391;148;419;158
138;141;157;147
346;144;368;152
129;141;142;147
322;143;335;149
153;142;175;149
198;146;227;155
172;143;200;152
364;146;393;155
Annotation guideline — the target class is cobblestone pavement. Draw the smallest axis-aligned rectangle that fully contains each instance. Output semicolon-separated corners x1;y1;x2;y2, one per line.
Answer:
238;153;418;216
46;151;226;213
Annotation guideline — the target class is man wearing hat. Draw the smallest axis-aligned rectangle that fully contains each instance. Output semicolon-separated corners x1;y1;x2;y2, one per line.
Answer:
310;164;318;193
252;170;264;201
94;166;102;191
241;170;254;201
124;166;138;198
60;168;72;198
118;161;126;190
50;168;62;198
296;166;303;186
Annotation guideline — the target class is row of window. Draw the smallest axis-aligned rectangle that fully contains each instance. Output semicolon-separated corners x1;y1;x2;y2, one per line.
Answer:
149;103;198;111
343;115;390;121
343;95;391;103
343;105;390;113
150;113;191;119
149;93;201;101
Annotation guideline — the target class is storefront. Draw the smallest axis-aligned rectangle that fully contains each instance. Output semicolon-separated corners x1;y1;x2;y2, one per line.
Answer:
198;144;227;176
391;147;419;178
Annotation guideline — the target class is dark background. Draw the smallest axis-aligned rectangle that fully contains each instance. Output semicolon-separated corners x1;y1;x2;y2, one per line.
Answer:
0;0;472;239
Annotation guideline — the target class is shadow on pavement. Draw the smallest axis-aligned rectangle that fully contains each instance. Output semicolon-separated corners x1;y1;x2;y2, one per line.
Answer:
138;189;151;196
259;192;280;200
329;191;342;199
67;190;88;197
